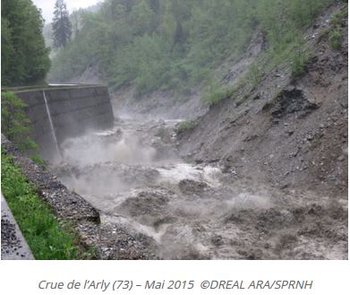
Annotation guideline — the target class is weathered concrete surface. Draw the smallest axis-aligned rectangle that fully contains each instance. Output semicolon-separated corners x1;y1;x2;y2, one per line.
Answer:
14;85;114;160
1;194;34;260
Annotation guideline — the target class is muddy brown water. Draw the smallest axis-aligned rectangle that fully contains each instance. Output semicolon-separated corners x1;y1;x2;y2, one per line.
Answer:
52;118;347;259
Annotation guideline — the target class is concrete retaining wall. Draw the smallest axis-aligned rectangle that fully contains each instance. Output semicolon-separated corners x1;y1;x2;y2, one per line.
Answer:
15;85;114;160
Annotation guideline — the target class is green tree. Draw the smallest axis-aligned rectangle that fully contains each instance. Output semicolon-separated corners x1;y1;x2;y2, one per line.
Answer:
148;0;160;13
52;0;72;48
1;0;50;86
129;0;155;35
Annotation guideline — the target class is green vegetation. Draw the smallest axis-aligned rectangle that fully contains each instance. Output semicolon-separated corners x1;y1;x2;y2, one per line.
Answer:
176;120;197;133
30;154;47;168
203;80;234;106
1;0;50;86
1;91;38;154
290;47;312;78
1;91;48;167
329;28;342;49
328;8;347;50
52;0;72;48
1;151;83;259
246;64;263;89
49;0;336;98
331;6;348;27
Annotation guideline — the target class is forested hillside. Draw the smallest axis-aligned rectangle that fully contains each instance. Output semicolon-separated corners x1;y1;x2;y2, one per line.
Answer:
1;0;50;86
49;0;339;97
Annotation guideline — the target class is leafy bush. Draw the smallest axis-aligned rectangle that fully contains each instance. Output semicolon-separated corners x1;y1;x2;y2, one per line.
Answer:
246;63;263;89
328;8;347;50
330;8;348;27
176;120;197;134
291;48;311;78
203;80;231;106
329;28;342;50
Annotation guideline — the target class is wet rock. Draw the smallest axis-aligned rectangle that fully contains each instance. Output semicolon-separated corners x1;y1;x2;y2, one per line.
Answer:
289;149;299;158
224;209;256;225
306;134;314;141
256;208;295;232
272;118;280;125
237;248;264;260
337;155;345;161
118;190;170;217
275;234;298;253
178;179;209;195
270;88;319;121
280;183;290;189
244;134;259;142
211;235;224;246
153;216;177;229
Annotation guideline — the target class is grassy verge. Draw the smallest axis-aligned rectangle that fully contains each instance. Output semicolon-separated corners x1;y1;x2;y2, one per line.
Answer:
1;151;92;260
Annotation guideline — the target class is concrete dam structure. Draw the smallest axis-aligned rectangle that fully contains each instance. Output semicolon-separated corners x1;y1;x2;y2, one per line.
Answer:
14;85;114;160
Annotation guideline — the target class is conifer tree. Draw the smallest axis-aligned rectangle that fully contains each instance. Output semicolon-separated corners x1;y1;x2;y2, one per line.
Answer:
52;0;72;48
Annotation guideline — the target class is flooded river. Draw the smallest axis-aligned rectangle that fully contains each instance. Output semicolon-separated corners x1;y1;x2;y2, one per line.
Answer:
52;117;347;259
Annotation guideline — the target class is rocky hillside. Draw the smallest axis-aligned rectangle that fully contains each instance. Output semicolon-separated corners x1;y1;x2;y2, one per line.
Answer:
179;4;348;198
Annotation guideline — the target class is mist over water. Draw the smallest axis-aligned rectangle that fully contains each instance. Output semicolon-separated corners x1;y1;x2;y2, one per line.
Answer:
52;117;275;259
60;127;156;166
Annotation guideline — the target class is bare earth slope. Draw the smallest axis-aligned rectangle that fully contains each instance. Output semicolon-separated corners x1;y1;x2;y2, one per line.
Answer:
180;5;347;198
175;5;348;259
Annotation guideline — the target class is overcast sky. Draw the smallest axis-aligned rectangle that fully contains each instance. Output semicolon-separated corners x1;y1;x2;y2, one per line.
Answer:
32;0;102;23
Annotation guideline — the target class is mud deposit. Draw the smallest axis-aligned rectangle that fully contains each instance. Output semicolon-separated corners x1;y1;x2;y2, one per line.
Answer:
52;118;347;259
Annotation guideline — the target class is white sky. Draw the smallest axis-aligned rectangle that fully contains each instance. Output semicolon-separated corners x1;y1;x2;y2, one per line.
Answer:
32;0;102;23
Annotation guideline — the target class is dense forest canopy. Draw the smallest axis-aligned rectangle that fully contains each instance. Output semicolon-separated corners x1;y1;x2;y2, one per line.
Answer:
1;0;50;86
48;0;337;95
